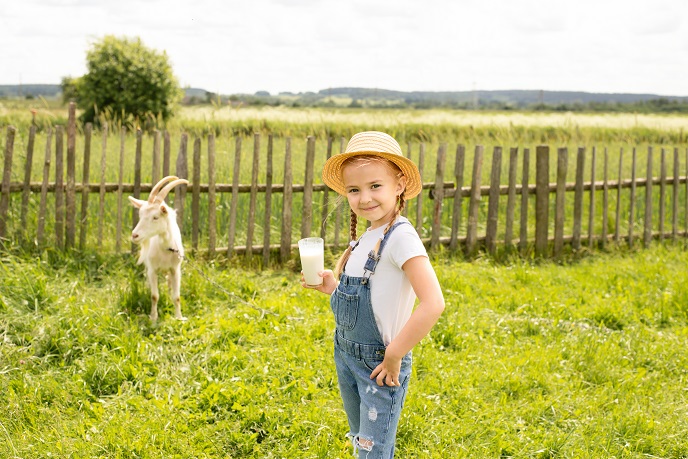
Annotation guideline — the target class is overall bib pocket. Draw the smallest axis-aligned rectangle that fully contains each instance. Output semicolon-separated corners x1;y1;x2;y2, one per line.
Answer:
331;289;359;330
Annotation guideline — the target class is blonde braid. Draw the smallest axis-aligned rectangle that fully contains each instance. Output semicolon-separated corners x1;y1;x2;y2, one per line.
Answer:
334;209;358;278
349;208;358;242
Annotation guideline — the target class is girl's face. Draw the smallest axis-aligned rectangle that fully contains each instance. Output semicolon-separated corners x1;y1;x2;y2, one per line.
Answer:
341;157;407;229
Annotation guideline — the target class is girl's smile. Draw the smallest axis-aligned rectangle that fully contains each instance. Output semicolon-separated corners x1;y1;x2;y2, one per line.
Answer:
342;158;406;229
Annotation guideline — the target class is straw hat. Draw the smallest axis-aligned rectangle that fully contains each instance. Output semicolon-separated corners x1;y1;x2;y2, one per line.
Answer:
321;131;422;199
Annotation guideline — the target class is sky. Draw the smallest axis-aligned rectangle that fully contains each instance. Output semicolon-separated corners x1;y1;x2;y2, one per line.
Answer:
1;0;687;97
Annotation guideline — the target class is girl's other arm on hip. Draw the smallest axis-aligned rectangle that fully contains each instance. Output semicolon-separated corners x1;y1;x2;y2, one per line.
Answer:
370;256;445;386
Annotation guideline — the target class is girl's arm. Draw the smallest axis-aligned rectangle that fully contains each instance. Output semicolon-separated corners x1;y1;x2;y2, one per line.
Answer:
370;255;445;386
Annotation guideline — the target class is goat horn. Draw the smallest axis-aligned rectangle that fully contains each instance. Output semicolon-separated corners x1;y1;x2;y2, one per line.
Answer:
153;179;189;204
148;176;179;203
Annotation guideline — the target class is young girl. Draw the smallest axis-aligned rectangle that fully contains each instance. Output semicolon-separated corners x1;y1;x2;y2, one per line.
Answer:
302;131;445;457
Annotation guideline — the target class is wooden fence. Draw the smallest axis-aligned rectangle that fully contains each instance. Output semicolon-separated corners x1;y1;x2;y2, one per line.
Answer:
1;105;688;263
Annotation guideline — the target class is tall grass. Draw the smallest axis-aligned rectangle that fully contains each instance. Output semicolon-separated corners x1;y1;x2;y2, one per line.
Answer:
2;101;688;143
2;245;688;457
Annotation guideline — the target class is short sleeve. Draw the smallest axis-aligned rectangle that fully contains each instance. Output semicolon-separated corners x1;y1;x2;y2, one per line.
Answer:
385;224;428;269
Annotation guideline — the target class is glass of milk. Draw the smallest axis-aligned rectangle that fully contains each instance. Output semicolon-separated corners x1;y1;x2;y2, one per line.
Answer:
298;237;324;286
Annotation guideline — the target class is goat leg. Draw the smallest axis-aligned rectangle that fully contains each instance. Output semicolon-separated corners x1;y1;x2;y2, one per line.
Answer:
147;266;160;322
169;266;185;321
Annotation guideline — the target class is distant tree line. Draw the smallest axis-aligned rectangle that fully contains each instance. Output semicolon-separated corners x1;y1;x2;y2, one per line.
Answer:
4;78;688;115
182;91;688;114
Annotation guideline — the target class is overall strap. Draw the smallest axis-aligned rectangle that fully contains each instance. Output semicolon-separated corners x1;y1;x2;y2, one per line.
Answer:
361;221;409;284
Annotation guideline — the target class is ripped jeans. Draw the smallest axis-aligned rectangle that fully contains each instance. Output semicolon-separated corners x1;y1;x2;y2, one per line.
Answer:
334;331;412;458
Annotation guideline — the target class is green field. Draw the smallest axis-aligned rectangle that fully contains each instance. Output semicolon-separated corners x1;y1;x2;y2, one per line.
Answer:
2;104;688;456
2;244;688;458
2;99;688;142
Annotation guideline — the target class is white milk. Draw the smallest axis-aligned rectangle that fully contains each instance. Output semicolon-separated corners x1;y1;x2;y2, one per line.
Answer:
298;238;324;286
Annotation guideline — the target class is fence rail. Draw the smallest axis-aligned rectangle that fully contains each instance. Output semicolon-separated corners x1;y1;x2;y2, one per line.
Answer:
2;104;687;262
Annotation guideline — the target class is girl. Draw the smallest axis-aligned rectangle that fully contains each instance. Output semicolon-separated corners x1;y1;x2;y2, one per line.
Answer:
302;131;445;458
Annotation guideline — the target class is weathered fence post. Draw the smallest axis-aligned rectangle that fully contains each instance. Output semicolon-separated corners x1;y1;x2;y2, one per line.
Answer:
55;126;65;250
321;137;333;241
535;145;549;258
403;141;412;218
301;136;315;239
263;134;274;266
554;147;568;258
20;125;36;241
644;146;653;247
415;143;425;235
227;136;241;257
485;146;502;255
588;146;596;249
152;130;161;186
66;103;77;249
572;147;585;251
131;129;143;254
280;138;293;263
333;137;345;249
659;147;666;242
0;126;16;242
615;148;623;243
246;133;260;260
629;147;637;247
79;123;92;251
672;147;679;241
207;134;217;256
115;127;125;253
192;137;202;251
97;123;108;247
519;148;530;254
685;147;688;240
431;143;447;251
465;145;484;256
601;147;609;248
175;133;188;231
37;129;53;246
449;144;465;251
449;145;466;251
504;147;518;249
163;131;171;177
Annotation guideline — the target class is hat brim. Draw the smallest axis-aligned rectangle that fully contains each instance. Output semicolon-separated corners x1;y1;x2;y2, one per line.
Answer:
322;151;422;199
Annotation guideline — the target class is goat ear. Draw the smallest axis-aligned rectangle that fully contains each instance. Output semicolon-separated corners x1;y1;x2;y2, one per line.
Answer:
128;196;146;208
160;204;169;215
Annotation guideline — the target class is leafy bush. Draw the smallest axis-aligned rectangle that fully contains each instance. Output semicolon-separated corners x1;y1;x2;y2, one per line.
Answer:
65;35;182;128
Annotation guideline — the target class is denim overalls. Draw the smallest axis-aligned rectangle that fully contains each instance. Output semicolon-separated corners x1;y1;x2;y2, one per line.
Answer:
331;221;413;458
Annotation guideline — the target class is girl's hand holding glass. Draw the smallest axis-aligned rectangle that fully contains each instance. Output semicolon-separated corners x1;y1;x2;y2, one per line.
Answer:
300;269;337;295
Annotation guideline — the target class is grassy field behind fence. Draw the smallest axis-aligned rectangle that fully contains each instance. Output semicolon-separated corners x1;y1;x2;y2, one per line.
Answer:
2;100;688;142
1;245;688;457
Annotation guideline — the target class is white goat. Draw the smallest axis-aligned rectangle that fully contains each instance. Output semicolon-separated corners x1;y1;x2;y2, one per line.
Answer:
128;176;189;322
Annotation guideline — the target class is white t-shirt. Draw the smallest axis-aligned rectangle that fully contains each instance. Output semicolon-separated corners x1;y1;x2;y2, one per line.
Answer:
342;216;428;345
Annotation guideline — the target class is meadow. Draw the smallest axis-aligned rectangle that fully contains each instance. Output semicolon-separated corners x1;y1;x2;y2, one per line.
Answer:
2;102;688;457
2;98;688;142
2;243;688;458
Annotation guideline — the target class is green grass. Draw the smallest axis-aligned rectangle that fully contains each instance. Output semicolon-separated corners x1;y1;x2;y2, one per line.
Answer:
2;244;688;457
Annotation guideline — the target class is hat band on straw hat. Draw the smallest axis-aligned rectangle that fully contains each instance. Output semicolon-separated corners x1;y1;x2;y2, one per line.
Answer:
322;131;422;199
